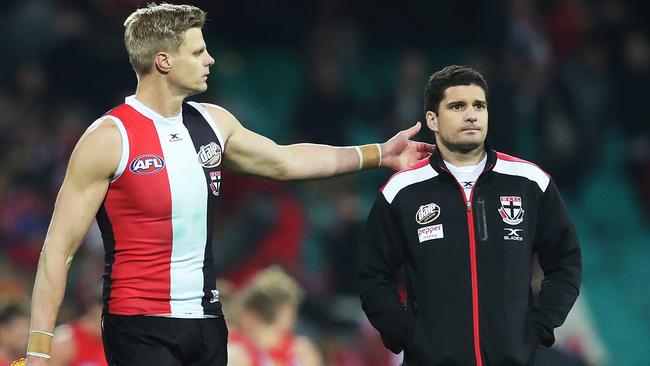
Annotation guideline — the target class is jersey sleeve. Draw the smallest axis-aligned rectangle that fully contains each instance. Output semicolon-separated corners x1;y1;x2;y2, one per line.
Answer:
532;178;582;346
357;193;415;354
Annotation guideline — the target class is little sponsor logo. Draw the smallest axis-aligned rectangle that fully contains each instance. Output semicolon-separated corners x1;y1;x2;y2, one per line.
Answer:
503;228;524;242
130;154;165;175
415;203;441;225
418;224;444;243
210;289;220;303
198;142;222;168
169;133;182;142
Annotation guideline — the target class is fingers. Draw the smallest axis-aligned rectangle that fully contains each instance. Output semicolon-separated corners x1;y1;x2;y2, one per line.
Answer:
419;143;436;153
402;121;422;138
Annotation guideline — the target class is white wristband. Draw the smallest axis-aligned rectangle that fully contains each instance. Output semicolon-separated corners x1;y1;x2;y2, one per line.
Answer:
375;143;382;167
26;352;52;359
353;146;363;171
29;330;54;337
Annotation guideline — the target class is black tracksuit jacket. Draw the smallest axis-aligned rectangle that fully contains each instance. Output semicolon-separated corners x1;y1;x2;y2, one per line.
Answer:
358;149;581;366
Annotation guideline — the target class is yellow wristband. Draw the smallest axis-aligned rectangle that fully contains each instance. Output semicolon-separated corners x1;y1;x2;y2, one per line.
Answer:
358;144;382;170
26;330;53;358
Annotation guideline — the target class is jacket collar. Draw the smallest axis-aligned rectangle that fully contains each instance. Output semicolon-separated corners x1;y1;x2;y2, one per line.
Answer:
429;142;497;175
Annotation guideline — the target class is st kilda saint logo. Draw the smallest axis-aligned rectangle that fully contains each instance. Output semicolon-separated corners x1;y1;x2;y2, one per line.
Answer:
198;142;222;168
209;171;221;196
498;196;524;225
130;154;165;175
415;203;441;225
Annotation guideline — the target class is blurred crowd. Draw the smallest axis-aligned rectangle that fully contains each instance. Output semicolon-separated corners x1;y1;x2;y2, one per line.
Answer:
1;0;649;365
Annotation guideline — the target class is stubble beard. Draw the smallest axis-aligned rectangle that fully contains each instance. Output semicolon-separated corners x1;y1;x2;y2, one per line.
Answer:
438;134;484;155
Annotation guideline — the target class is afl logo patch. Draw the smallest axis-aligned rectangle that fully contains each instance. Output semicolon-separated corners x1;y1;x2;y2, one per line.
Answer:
198;142;222;168
130;154;165;175
416;203;440;225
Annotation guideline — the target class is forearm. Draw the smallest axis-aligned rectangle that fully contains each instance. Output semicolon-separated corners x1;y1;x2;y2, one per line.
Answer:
278;143;371;180
30;248;72;333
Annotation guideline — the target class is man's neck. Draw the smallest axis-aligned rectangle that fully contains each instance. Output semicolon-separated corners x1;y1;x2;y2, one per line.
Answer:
438;143;486;167
134;76;187;117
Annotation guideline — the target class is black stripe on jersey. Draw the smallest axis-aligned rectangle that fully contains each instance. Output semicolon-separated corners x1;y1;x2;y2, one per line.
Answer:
182;103;223;317
96;203;116;315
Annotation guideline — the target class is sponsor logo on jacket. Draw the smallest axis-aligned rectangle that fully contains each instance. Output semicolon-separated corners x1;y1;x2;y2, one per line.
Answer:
198;142;222;168
498;196;524;225
130;154;165;175
418;224;444;243
416;203;441;225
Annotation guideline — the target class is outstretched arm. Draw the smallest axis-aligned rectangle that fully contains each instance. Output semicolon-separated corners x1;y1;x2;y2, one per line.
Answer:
203;104;434;180
25;119;120;365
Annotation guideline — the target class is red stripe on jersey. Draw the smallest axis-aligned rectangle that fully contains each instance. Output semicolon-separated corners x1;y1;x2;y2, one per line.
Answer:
380;158;431;192
104;104;173;315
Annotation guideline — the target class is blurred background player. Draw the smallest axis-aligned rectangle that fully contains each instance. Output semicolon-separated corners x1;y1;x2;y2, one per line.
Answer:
228;266;322;366
0;302;29;366
50;295;105;366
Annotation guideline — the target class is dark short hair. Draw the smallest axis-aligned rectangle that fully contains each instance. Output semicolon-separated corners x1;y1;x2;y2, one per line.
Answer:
424;65;488;114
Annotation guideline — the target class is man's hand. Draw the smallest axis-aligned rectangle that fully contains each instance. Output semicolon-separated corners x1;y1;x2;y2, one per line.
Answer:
23;356;49;366
381;122;435;171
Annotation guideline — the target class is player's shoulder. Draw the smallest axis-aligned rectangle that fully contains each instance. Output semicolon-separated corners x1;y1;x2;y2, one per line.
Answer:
381;158;438;204
493;151;550;191
69;116;122;174
80;116;119;141
190;102;239;136
191;102;236;122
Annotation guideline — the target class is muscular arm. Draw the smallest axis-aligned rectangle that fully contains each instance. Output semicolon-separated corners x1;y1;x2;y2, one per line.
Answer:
26;119;120;364
203;104;433;180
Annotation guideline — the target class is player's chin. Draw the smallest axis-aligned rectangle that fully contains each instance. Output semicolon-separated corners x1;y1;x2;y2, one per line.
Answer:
187;83;208;96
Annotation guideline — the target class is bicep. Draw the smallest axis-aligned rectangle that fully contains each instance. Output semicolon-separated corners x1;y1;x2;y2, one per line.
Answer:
202;103;288;179
224;124;288;179
43;120;119;259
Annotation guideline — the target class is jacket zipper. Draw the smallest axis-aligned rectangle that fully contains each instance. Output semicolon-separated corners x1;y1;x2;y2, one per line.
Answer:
441;162;494;366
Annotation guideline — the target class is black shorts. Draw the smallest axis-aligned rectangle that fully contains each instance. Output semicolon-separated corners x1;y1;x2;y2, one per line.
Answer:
102;314;228;366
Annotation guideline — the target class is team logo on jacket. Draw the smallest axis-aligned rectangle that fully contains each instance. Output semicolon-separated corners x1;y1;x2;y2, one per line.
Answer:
130;154;165;175
198;142;222;168
498;196;524;225
415;203;440;225
209;171;221;196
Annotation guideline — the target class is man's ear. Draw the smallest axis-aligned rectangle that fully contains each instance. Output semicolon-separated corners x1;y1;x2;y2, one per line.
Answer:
154;52;172;74
425;111;438;133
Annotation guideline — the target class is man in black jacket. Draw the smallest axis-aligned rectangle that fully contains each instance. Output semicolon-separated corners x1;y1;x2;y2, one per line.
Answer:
358;65;581;366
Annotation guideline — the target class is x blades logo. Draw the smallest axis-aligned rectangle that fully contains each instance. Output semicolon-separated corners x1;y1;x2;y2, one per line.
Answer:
503;228;524;242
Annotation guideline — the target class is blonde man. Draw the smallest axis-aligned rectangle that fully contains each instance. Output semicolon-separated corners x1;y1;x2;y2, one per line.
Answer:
228;266;321;366
23;3;432;366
